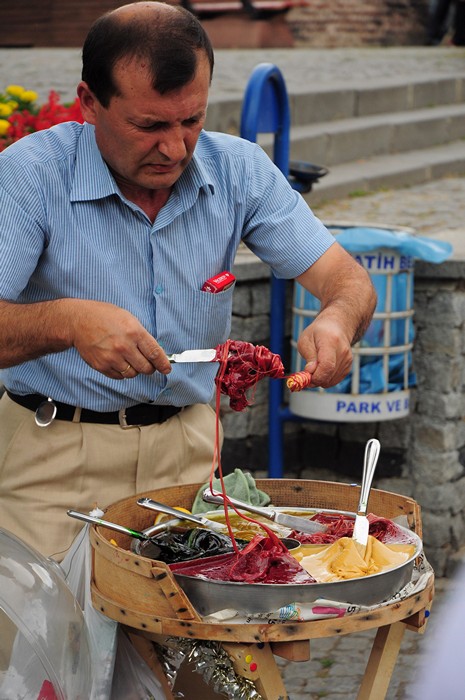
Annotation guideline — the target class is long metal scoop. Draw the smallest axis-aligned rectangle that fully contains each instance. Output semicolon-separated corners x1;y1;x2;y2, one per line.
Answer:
202;489;327;535
136;497;226;533
67;509;162;552
352;438;381;555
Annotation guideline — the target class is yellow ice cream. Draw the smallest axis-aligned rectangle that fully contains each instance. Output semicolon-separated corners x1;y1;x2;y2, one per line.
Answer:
297;536;414;582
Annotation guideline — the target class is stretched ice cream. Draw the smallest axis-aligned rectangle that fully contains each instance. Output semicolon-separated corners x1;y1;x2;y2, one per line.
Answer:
296;535;415;582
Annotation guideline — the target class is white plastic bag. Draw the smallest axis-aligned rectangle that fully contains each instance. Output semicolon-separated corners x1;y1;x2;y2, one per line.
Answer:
60;520;118;700
61;516;167;700
111;630;167;700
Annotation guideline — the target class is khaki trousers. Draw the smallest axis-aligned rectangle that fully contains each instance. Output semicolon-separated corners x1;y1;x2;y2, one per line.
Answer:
0;395;219;560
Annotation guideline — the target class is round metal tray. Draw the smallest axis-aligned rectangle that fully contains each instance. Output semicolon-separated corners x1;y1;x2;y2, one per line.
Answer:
133;508;422;615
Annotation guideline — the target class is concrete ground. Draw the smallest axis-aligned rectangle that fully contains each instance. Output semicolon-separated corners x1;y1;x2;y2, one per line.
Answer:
1;44;465;104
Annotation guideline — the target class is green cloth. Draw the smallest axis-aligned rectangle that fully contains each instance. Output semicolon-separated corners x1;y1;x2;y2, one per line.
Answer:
191;468;271;514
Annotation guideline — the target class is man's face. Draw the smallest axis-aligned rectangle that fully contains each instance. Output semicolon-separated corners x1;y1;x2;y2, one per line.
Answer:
78;52;210;192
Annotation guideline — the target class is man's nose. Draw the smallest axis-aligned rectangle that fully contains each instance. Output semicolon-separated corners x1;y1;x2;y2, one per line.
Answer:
158;128;187;161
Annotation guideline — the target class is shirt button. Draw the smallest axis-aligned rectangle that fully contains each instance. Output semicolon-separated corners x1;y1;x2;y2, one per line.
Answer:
155;285;164;294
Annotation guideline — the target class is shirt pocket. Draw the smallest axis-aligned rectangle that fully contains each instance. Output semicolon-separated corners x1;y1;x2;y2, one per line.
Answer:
156;282;236;352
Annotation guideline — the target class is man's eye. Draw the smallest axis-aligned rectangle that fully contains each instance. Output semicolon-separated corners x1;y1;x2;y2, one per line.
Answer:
135;122;163;131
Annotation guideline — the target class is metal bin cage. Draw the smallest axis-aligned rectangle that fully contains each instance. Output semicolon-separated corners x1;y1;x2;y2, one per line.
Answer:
289;223;416;423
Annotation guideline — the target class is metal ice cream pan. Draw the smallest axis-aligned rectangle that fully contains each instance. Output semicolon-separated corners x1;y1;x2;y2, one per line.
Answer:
168;515;423;616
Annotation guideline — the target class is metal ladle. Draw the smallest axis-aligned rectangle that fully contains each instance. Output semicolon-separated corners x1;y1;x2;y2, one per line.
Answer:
67;509;162;557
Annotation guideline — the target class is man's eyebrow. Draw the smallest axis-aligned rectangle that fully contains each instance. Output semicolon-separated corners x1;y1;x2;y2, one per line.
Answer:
136;110;205;125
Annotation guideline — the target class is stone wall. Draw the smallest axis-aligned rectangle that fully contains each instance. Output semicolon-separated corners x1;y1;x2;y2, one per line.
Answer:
0;0;430;48
288;0;430;47
223;244;465;579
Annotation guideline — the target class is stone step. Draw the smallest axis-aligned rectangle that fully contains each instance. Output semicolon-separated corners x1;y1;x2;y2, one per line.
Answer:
289;73;465;126
205;67;465;206
205;72;465;133
286;102;465;167
303;140;465;205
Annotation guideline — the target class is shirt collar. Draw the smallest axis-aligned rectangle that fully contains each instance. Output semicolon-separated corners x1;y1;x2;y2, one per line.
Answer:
70;123;119;202
183;135;215;196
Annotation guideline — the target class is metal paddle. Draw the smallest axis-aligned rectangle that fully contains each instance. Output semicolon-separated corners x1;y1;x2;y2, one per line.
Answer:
67;509;162;555
352;438;381;555
136;497;227;533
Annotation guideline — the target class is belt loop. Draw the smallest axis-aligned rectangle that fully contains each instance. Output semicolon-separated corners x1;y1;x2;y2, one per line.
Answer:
72;407;82;423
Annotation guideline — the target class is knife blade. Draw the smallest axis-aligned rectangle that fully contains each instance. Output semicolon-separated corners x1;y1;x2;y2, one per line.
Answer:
202;489;327;534
166;349;217;363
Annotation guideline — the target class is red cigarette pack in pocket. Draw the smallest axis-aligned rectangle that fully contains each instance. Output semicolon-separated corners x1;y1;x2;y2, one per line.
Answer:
201;271;235;293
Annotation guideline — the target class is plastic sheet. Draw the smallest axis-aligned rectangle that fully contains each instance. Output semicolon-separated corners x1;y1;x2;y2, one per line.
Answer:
335;227;453;262
0;528;92;699
60;516;167;700
60;519;118;700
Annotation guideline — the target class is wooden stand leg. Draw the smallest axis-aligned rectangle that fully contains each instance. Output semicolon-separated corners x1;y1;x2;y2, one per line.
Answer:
224;642;289;700
271;640;310;661
357;622;406;700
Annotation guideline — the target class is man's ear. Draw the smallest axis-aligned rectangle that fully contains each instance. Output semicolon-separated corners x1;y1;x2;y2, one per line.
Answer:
77;82;98;124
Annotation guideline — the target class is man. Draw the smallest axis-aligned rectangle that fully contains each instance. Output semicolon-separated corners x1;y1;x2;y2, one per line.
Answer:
0;1;376;559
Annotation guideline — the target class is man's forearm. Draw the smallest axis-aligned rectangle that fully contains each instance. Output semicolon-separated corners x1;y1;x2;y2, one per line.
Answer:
297;242;377;346
319;281;376;346
0;299;72;367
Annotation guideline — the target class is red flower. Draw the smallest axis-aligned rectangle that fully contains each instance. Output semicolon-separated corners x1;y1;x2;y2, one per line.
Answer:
0;90;84;152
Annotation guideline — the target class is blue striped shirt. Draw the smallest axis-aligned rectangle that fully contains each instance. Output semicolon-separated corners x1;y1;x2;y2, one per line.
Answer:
0;122;335;410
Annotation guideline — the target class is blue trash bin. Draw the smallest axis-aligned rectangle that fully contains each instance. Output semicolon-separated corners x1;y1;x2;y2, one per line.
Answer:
289;223;416;422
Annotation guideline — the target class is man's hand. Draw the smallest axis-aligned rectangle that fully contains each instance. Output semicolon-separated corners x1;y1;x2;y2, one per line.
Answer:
70;301;171;379
295;241;377;388
0;298;172;379
297;314;353;388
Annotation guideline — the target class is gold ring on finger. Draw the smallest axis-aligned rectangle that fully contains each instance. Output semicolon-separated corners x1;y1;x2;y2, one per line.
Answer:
120;364;132;376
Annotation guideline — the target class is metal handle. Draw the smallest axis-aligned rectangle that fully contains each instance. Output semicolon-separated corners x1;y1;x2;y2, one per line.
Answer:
357;439;381;515
67;509;148;541
136;497;224;532
202;489;273;518
137;498;200;523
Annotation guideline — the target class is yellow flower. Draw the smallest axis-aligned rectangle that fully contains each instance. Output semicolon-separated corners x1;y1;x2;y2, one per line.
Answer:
6;85;25;98
0;104;12;117
0;119;11;136
20;90;38;103
7;100;18;111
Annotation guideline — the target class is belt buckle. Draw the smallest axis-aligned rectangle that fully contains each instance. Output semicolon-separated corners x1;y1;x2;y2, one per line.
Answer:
118;408;141;429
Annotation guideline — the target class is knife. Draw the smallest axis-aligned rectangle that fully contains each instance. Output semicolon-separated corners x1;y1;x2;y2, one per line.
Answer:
166;349;217;363
352;438;381;555
202;489;327;534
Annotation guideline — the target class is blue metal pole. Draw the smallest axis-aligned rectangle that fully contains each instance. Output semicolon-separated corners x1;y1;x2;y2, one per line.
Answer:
240;63;291;478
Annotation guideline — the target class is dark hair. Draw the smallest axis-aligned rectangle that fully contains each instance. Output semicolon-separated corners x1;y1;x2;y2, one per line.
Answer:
81;2;214;107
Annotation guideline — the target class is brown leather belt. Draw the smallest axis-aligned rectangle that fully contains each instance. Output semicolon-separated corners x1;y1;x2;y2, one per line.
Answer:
6;391;182;427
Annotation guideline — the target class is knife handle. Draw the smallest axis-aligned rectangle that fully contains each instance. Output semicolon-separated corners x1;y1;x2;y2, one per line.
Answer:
357;438;381;514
